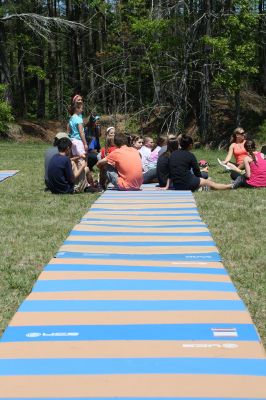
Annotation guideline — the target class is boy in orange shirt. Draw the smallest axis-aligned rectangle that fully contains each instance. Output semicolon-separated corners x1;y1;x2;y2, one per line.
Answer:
97;133;143;190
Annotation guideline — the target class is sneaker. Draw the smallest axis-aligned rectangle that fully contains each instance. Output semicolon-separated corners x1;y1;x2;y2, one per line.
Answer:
217;158;231;171
231;175;243;189
84;186;103;193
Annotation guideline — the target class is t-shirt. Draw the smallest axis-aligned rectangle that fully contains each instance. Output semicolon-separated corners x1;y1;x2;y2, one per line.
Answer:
69;114;83;140
157;153;170;187
106;145;143;190
47;154;74;194
139;146;151;172
246;152;266;187
147;146;161;169
44;146;58;183
100;146;117;159
169;149;201;190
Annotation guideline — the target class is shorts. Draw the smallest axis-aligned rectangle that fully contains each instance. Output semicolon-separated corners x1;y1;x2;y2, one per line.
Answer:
173;176;200;192
71;138;85;158
106;164;120;190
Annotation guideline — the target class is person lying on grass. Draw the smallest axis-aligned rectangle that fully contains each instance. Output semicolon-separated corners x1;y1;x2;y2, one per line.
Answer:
159;134;232;191
232;139;266;189
47;137;93;194
97;133;143;191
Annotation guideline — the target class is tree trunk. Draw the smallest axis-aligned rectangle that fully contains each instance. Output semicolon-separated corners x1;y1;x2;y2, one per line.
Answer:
235;89;241;126
0;21;12;102
199;0;211;143
17;28;27;117
37;47;45;119
99;17;106;113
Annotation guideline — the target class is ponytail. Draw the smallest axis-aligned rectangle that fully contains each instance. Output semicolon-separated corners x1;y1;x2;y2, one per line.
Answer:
244;139;257;165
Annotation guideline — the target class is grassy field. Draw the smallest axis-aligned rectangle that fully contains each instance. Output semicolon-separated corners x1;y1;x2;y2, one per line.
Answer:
0;141;265;347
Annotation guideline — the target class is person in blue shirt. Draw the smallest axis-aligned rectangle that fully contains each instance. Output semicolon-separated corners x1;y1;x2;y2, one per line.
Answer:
85;114;101;170
47;137;86;194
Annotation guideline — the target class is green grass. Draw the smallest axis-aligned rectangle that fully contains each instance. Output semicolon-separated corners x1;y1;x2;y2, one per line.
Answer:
0;142;265;347
0;141;99;333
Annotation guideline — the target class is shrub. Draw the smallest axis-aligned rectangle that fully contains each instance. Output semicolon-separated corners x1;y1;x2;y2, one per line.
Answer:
0;85;14;135
256;120;266;144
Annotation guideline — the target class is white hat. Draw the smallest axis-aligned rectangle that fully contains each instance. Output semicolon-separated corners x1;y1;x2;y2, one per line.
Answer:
55;132;69;140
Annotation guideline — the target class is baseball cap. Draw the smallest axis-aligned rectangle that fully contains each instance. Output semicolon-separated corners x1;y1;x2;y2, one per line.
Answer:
55;132;69;140
199;159;209;167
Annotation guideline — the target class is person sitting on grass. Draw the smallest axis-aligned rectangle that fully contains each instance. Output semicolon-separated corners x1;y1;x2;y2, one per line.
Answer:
168;134;232;191
131;135;144;152
218;127;248;174
47;137;87;194
97;135;117;190
44;132;69;189
139;136;154;172
232;139;266;189
157;136;179;188
97;133;143;190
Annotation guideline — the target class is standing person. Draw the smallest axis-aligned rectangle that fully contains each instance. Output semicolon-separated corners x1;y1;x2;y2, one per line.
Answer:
218;127;248;173
97;133;143;191
139;136;154;172
232;139;266;189
47;138;86;194
169;134;232;191
68;103;88;163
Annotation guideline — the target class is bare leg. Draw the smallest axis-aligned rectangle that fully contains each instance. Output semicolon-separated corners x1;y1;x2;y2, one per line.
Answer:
226;162;242;174
85;166;96;187
199;178;232;190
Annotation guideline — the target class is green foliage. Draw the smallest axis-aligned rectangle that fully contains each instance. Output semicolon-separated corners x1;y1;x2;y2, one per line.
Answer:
0;85;14;134
124;116;141;135
257;119;266;144
204;0;258;93
26;65;46;80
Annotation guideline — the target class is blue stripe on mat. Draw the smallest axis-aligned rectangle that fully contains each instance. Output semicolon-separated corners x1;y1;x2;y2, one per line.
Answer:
79;223;206;228
19;300;245;312
70;230;211;237
56;251;221;262
1;324;259;342
63;240;216;247
0;357;265;376
32;279;234;292
44;264;226;274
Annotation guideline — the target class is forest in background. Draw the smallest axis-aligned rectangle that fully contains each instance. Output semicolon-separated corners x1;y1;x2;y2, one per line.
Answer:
1;0;266;144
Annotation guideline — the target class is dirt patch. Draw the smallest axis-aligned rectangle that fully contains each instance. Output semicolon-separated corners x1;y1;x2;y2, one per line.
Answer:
3;90;266;144
6;120;67;143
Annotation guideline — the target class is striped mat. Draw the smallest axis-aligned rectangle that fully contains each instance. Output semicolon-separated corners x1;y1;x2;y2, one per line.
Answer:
0;170;19;183
0;185;265;399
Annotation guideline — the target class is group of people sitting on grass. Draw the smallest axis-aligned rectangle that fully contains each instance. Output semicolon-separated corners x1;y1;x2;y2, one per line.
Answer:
44;94;266;194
